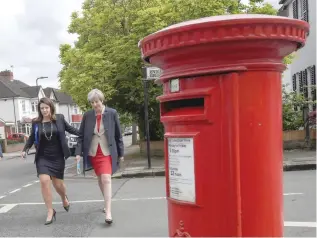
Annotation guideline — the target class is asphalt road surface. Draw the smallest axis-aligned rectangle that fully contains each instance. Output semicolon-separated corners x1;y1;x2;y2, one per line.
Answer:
0;169;315;237
0;135;133;198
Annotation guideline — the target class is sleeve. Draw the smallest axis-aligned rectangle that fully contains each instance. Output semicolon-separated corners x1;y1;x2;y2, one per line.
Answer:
114;110;124;158
23;123;35;152
75;113;86;156
63;115;80;136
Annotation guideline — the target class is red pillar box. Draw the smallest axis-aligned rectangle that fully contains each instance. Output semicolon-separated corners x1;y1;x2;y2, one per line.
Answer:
139;15;309;237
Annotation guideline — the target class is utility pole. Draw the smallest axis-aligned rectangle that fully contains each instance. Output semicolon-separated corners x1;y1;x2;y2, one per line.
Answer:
36;76;48;100
142;66;162;169
143;79;151;169
132;123;137;145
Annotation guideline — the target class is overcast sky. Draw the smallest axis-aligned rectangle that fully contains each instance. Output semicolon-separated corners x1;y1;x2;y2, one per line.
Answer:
0;0;280;89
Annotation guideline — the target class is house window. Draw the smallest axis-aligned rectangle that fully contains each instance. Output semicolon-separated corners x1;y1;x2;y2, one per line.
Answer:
292;0;298;19
292;74;297;92
293;0;309;23
21;100;26;113
302;69;308;99
31;101;38;112
298;72;303;93
310;65;316;110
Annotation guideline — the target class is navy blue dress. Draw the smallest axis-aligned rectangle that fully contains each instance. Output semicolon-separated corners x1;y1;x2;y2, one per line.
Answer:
36;122;65;179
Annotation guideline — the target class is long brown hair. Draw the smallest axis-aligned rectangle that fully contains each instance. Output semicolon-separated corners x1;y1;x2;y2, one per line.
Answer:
33;97;57;122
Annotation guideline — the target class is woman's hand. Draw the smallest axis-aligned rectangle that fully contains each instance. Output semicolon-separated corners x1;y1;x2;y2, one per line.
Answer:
119;157;124;162
21;151;26;160
75;155;81;163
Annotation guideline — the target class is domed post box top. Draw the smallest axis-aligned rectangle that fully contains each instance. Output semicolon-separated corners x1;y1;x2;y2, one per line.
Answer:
138;14;309;83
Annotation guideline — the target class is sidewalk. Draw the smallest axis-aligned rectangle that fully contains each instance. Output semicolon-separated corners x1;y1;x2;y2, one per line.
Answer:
65;147;316;179
283;149;316;171
65;145;165;179
1;149;36;160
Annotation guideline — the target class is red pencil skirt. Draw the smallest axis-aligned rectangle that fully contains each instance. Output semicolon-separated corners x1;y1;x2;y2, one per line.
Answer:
89;145;112;176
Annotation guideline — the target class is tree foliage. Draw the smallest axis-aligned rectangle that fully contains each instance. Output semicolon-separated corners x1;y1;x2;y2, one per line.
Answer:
59;0;279;140
282;84;305;131
119;112;133;129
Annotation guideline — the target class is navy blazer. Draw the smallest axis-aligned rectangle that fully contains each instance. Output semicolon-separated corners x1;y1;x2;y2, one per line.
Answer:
75;107;124;174
23;114;80;163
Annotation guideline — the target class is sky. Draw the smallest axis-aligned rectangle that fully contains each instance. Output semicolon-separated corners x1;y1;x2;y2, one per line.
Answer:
0;0;281;89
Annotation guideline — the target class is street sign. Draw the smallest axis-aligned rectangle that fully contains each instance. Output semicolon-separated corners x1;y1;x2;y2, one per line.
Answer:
142;66;162;80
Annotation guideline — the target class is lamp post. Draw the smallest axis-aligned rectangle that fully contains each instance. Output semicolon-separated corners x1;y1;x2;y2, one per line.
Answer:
36;76;48;100
36;76;48;87
141;66;162;169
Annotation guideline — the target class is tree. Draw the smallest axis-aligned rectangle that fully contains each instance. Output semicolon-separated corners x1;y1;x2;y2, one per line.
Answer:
119;112;133;130
282;83;317;131
59;0;279;141
282;84;305;131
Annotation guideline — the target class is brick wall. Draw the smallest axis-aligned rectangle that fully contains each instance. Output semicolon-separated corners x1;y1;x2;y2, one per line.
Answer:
0;70;13;81
139;129;316;156
4;143;25;153
283;129;316;150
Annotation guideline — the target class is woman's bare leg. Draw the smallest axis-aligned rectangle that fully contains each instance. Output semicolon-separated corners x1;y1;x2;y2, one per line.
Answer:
98;174;112;219
52;177;69;207
39;174;54;221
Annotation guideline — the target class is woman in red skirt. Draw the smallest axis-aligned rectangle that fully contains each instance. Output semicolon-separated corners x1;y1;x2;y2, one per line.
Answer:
75;89;124;224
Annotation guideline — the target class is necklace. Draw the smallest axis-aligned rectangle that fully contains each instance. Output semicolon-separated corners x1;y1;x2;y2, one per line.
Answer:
42;121;53;141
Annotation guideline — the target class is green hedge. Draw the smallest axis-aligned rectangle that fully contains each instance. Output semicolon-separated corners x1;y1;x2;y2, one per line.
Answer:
7;139;23;145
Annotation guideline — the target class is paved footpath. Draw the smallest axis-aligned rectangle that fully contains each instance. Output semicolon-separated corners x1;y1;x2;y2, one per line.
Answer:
65;148;316;179
0;170;315;237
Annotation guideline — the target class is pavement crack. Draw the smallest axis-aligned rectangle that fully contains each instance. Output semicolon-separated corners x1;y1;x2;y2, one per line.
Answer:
112;178;131;199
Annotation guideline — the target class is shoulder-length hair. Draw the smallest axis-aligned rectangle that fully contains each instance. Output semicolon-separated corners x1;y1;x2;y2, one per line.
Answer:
33;97;57;122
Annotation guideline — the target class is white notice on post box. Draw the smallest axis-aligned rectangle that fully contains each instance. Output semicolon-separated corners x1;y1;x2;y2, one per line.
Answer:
168;138;195;203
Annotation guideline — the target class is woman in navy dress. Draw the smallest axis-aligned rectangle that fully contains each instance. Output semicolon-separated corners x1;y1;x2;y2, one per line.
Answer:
22;97;79;225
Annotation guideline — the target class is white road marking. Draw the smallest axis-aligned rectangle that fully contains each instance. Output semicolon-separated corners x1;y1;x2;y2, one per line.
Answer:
0;204;17;214
0;195;314;229
0;193;303;206
0;199;314;229
284;221;317;228
0;196;6;200
283;193;303;196
0;197;167;206
9;189;21;194
23;184;33;188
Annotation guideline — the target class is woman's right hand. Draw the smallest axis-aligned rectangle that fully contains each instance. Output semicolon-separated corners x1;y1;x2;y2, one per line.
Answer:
21;151;26;160
75;155;81;163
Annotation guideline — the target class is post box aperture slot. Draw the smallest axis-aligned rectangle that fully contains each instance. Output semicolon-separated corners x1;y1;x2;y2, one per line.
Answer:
161;97;204;116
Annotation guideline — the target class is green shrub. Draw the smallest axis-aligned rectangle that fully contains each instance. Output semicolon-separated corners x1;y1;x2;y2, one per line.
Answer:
7;140;23;145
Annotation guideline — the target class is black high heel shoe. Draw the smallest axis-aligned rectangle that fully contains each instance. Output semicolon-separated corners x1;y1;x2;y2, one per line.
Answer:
105;212;113;225
45;209;56;225
63;195;70;212
105;218;113;225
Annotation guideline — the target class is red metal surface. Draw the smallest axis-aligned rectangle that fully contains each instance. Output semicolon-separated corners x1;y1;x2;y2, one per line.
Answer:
139;14;309;237
71;114;82;122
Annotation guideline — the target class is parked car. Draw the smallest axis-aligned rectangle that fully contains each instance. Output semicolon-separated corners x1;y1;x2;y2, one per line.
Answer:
7;133;28;141
123;127;132;136
66;122;80;156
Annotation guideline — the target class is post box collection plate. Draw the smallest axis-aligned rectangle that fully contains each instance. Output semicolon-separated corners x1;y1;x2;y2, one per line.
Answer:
170;79;180;93
168;137;195;203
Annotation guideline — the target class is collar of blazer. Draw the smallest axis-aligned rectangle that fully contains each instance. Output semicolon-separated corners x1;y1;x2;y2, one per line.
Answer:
94;105;108;116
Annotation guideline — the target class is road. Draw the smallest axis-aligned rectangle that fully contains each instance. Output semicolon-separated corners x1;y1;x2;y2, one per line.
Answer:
0;167;315;236
0;135;133;201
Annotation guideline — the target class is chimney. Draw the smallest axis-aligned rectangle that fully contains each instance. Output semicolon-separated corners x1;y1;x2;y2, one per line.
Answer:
0;70;13;81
